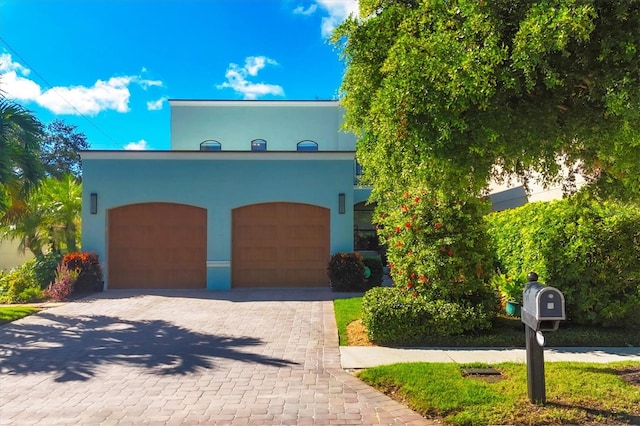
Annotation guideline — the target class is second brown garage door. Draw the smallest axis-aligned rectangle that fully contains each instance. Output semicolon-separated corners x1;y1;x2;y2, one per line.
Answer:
108;202;207;289
232;202;330;287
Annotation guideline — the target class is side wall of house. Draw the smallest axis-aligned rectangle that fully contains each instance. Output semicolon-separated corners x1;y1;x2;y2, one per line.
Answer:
81;156;355;289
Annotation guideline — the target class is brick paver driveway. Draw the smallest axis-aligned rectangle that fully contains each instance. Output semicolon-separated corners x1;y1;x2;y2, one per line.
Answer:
1;289;431;425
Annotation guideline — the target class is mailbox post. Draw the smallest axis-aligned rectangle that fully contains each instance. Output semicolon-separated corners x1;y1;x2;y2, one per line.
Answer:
521;272;566;404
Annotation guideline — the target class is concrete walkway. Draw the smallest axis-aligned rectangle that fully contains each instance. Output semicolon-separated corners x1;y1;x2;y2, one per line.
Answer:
341;346;640;369
0;289;434;425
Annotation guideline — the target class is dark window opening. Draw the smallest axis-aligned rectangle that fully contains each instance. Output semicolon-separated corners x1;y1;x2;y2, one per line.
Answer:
251;139;267;151
200;140;222;151
297;140;318;151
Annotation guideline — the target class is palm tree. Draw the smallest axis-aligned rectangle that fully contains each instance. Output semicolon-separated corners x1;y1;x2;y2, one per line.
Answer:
0;175;81;256
0;95;44;219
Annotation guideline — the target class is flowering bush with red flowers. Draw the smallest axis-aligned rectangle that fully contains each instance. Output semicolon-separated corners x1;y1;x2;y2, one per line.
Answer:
368;188;500;337
61;252;104;292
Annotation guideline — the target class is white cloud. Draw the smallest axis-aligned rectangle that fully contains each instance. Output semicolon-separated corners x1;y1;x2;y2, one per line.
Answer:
217;56;284;100
0;53;165;116
293;4;317;15
315;0;359;38
147;97;166;111
37;76;133;115
123;139;148;150
0;53;30;75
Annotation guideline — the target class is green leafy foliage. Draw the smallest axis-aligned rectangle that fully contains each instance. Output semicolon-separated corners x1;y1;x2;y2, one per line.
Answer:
362;287;497;346
328;252;367;292
0;259;44;303
334;0;640;201
486;197;640;329
32;251;64;289
490;272;529;303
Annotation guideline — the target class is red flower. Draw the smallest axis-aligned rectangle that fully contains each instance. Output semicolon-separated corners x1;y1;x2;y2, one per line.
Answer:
412;291;418;298
414;197;420;203
397;241;403;247
410;273;415;279
434;222;442;229
418;275;426;282
404;191;410;198
401;205;409;212
407;282;413;288
447;249;454;257
405;222;412;229
395;226;401;233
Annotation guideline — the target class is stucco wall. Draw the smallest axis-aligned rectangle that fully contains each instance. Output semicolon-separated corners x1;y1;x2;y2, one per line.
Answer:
81;152;355;290
0;239;33;272
170;101;357;152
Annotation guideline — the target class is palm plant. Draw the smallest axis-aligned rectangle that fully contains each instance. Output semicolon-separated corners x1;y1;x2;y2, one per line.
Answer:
0;96;44;219
0;175;81;256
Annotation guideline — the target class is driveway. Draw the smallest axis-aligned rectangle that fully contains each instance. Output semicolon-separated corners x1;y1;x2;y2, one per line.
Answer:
0;289;432;425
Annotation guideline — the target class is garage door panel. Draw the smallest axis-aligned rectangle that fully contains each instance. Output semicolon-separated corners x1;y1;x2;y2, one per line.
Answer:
232;202;329;288
108;203;206;289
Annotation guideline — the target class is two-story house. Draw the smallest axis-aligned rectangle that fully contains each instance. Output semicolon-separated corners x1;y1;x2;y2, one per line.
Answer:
80;100;372;290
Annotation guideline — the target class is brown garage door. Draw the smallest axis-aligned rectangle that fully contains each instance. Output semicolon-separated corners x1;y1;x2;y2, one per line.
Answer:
232;202;330;287
108;202;207;289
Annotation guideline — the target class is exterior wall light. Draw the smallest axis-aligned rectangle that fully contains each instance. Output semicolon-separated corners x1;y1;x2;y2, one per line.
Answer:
338;193;346;214
90;193;98;214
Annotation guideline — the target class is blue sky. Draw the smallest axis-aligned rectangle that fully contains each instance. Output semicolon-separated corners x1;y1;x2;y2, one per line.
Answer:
0;0;358;150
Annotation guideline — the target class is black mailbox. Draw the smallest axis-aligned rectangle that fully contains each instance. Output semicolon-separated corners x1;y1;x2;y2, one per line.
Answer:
521;282;566;332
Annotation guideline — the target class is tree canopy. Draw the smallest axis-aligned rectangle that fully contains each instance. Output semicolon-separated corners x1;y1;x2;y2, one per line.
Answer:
334;0;640;201
40;120;89;179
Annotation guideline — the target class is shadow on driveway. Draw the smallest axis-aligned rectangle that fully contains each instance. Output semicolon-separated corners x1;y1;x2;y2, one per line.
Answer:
0;311;298;382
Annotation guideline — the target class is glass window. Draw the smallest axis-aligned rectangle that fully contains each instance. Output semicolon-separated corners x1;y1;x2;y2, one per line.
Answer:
251;139;267;151
200;140;221;151
297;140;318;151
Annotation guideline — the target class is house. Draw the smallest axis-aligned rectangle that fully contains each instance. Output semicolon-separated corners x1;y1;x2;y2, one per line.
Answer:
80;100;372;290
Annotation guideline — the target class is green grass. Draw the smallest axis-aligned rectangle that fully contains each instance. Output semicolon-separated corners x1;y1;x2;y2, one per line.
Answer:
358;361;640;425
333;296;640;347
334;296;363;345
0;306;40;324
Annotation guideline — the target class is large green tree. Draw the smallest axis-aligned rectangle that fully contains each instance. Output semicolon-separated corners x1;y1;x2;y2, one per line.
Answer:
0;96;44;218
333;0;640;328
334;0;640;199
40;120;89;179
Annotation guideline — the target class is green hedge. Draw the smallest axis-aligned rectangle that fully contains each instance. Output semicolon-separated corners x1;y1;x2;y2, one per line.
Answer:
0;259;44;303
362;286;496;346
486;197;640;329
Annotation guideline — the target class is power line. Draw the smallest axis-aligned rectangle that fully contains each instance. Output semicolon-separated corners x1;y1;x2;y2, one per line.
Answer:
0;36;121;147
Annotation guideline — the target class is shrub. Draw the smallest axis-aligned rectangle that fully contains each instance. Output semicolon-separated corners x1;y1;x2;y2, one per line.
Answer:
362;286;495;346
328;252;366;291
45;264;80;302
362;257;384;289
61;252;104;292
373;189;499;334
486;197;640;329
0;259;44;303
33;252;64;289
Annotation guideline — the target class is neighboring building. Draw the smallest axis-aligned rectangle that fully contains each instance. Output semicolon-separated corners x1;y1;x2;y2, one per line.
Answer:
81;100;372;290
0;239;33;272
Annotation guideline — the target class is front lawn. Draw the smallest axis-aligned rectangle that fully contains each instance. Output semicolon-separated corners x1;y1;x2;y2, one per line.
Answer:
358;361;640;425
334;296;640;347
0;306;39;325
